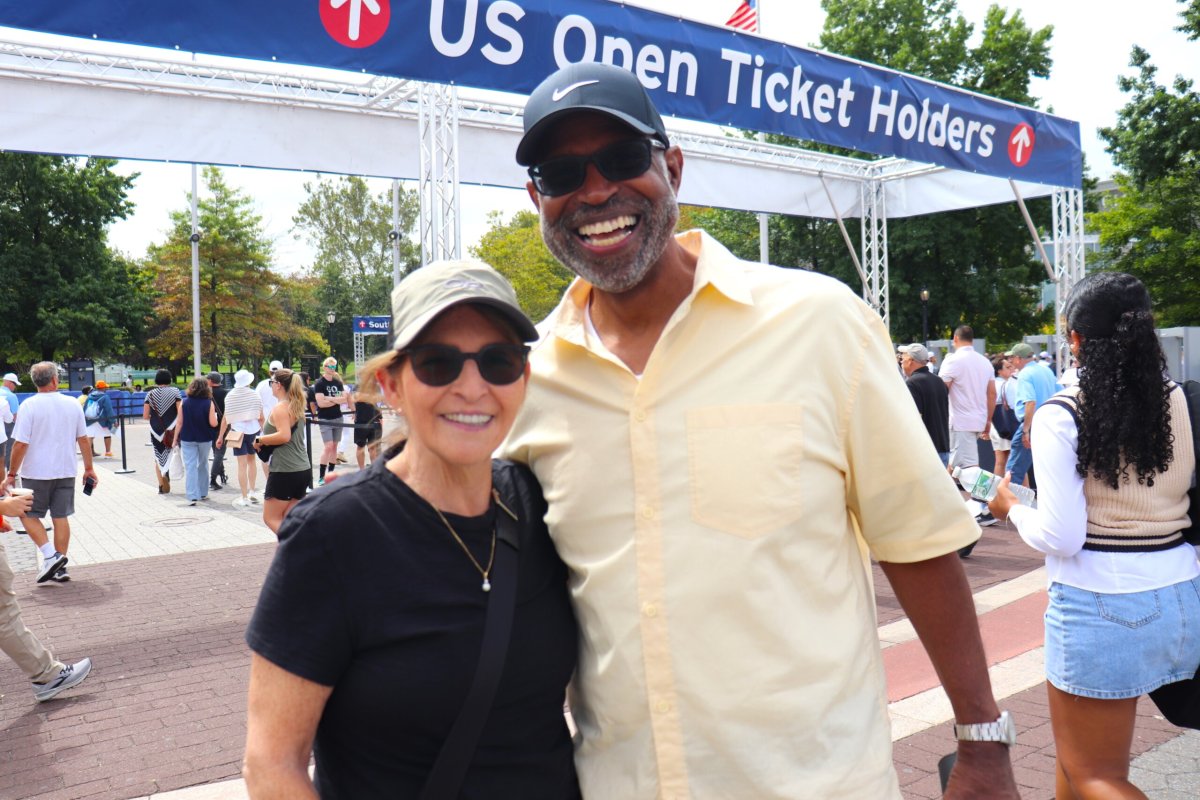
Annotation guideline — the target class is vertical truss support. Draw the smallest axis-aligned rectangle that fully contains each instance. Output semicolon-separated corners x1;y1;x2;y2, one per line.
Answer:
417;81;461;266
1052;187;1086;367
353;332;366;383
860;173;890;333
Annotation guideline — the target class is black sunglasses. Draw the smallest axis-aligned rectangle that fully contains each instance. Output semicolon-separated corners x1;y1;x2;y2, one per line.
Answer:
401;343;530;387
528;138;666;197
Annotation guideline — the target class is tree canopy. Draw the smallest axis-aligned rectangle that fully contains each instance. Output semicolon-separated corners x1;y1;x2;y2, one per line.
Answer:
0;154;149;368
292;176;419;363
1092;1;1200;326
145;167;324;371
470;210;573;324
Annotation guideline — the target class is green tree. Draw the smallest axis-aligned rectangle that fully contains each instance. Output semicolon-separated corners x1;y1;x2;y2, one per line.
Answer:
789;0;1055;343
820;0;971;83
0;154;150;367
1182;0;1200;40
292;176;419;362
470;210;573;323
1093;3;1200;325
146;167;323;369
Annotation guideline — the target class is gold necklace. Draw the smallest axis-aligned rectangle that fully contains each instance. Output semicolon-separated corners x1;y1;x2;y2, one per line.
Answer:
433;491;500;592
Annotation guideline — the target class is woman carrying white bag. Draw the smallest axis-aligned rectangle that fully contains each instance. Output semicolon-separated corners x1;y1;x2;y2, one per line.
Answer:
217;370;265;509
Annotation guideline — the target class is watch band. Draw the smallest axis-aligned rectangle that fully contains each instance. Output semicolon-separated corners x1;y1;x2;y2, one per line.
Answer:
954;710;1016;746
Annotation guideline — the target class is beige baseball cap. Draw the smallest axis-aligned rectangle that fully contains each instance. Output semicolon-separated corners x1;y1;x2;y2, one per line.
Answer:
391;259;537;352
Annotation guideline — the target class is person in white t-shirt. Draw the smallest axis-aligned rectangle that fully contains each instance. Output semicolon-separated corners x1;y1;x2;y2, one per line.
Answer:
939;325;996;474
5;362;98;584
218;369;266;509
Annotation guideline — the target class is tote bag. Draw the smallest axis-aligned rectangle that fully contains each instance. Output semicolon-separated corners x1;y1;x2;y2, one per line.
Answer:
992;379;1018;440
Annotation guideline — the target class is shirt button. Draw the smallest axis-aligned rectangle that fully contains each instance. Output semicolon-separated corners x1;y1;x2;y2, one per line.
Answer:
655;699;671;714
643;603;657;617
642;506;655;520
633;409;647;422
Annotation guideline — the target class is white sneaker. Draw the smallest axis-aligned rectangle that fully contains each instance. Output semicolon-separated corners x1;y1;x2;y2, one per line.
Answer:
249;491;262;505
33;658;92;702
37;552;68;584
233;496;250;509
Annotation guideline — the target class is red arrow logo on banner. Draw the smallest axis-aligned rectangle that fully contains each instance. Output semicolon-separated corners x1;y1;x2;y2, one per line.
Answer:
320;0;390;48
1008;123;1035;167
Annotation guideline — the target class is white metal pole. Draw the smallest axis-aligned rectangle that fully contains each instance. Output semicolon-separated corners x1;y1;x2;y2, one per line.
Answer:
190;164;202;378
755;8;767;264
391;179;402;286
1010;179;1056;283
819;174;870;288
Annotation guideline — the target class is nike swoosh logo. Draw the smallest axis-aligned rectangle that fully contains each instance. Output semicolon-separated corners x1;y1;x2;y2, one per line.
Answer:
551;80;599;102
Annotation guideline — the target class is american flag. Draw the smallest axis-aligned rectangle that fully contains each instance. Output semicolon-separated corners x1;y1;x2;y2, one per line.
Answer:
725;0;757;32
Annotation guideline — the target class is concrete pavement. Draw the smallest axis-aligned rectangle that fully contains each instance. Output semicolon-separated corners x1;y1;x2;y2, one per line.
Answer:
0;420;1196;798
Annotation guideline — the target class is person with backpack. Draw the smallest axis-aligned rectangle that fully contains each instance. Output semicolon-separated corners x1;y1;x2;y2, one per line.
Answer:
989;272;1200;796
83;381;117;458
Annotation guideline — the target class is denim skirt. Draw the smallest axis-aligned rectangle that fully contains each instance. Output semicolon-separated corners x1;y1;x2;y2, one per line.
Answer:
1045;577;1200;700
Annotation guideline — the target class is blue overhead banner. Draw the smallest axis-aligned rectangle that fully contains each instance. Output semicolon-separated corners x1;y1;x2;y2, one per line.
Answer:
353;316;391;335
0;0;1082;187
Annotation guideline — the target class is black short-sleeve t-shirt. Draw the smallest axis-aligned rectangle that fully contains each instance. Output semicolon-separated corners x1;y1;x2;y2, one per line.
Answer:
246;458;580;799
354;400;381;427
311;376;346;421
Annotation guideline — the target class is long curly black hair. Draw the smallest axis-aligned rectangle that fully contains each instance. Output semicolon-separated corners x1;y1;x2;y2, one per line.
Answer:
1067;272;1174;489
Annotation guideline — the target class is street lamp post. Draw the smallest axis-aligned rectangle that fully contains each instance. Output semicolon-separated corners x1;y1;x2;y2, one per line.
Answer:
326;310;336;360
920;288;930;349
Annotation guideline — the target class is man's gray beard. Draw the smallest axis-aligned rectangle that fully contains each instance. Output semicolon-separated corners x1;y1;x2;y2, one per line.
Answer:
541;192;679;295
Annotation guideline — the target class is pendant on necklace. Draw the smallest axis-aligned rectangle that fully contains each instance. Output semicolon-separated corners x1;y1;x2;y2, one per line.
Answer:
482;579;492;593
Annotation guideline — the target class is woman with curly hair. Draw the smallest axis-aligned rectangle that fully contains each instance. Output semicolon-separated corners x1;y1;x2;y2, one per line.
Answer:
990;272;1200;798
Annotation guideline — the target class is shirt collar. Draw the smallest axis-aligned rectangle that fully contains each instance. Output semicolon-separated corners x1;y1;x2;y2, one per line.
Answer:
545;229;755;349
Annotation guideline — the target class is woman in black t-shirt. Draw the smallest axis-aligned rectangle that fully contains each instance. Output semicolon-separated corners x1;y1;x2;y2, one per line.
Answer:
243;260;580;800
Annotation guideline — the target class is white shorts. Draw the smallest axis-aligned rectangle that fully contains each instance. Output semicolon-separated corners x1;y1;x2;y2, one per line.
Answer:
948;429;981;469
989;423;1012;452
86;421;112;437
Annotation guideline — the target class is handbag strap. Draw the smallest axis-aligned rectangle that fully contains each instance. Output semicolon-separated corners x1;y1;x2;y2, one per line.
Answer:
419;496;522;800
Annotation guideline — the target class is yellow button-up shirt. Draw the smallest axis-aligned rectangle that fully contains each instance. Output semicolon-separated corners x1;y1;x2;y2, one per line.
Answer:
503;231;978;799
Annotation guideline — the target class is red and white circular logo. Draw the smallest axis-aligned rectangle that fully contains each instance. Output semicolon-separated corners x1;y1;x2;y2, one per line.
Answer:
1007;123;1035;168
320;0;390;49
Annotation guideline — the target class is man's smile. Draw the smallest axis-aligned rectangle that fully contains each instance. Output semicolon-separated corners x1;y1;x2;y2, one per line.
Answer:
577;214;639;248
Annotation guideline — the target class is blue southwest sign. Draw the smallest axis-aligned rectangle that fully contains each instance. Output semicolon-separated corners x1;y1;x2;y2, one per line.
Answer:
353;315;391;335
0;0;1082;187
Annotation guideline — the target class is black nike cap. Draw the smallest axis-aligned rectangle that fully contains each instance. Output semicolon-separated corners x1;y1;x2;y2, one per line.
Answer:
516;62;670;166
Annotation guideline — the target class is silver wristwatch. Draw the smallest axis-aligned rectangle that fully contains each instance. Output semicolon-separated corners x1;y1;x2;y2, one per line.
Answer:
954;710;1016;746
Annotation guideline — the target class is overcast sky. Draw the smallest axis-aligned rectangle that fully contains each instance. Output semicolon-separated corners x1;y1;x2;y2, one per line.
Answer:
79;0;1199;270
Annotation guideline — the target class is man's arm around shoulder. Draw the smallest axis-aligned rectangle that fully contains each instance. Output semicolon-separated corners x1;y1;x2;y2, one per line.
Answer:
879;554;1019;798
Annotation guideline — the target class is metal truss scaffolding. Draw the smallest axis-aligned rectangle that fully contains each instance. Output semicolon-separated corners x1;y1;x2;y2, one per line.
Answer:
417;81;461;265
860;173;890;332
1052;187;1087;362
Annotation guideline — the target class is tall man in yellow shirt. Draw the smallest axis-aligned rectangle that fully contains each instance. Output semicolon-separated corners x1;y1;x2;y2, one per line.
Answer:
502;62;1019;799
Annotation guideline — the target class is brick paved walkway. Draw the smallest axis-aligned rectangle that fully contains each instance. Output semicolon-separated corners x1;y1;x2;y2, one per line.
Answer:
0;546;274;800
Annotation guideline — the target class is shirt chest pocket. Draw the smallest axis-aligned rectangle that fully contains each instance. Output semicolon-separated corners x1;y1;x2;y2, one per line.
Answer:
686;404;805;539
